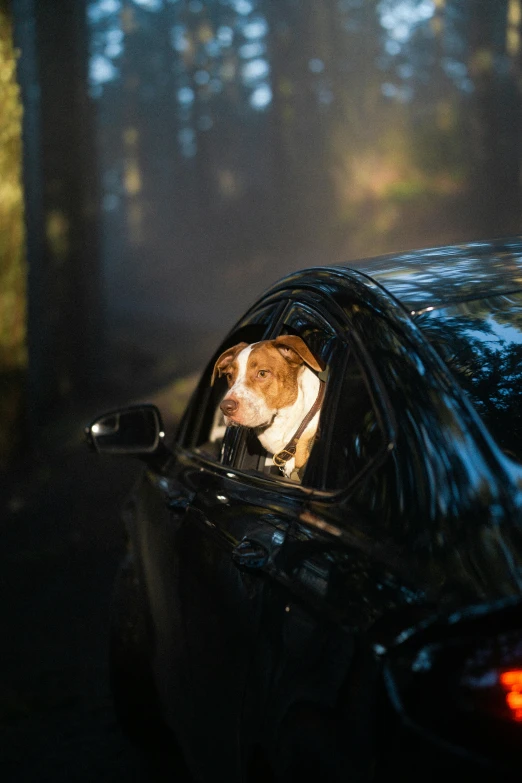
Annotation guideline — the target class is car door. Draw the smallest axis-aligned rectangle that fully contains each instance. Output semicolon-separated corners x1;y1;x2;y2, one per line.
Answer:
161;298;345;782
168;296;397;781
240;296;444;780
144;300;294;782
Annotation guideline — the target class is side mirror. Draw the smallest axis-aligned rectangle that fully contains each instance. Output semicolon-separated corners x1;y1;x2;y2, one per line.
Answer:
85;404;166;456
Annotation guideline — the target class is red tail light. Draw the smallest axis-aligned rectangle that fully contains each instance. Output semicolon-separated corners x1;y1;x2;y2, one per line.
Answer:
457;630;522;723
500;670;522;721
384;600;522;770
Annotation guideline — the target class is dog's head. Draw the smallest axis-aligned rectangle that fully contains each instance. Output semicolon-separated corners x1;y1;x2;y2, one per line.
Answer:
211;336;323;428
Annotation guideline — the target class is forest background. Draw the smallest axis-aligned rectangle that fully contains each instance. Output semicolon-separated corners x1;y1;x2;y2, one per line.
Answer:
2;0;522;466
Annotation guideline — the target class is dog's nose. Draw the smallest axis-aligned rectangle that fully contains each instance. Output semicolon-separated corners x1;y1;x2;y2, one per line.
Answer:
220;398;238;416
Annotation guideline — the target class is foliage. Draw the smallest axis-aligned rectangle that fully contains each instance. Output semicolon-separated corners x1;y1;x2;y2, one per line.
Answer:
0;2;26;372
0;3;27;468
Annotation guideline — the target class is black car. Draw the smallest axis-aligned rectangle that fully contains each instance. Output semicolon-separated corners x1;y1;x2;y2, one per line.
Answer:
87;237;522;783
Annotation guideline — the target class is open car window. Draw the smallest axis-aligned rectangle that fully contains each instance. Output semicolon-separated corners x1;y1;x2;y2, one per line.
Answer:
266;303;338;484
200;301;341;485
177;297;389;492
319;348;388;490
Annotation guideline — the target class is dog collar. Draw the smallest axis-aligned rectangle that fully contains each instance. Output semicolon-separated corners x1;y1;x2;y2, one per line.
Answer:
273;380;325;470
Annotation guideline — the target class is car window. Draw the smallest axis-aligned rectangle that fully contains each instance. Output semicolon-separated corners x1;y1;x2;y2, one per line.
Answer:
272;304;338;485
317;349;388;491
415;293;522;463
182;298;342;484
180;298;388;490
220;302;339;483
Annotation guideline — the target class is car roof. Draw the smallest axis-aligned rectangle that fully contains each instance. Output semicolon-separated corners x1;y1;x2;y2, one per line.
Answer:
334;235;522;313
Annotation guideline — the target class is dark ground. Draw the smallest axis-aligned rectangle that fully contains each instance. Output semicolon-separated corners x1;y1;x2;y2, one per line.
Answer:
0;384;196;782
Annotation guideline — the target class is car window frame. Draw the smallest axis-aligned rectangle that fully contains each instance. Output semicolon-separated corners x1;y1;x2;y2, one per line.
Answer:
287;299;396;495
221;294;396;495
173;290;398;499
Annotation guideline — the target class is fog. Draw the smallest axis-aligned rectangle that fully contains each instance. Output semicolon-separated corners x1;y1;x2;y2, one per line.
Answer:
5;0;522;453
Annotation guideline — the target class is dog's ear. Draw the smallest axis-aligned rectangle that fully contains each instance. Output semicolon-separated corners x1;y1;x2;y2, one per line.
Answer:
273;335;323;372
211;342;249;385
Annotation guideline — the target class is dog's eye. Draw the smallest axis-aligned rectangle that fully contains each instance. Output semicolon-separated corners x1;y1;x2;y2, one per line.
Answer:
257;370;270;378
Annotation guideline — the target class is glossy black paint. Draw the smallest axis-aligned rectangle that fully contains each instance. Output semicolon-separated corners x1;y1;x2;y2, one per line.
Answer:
89;236;522;783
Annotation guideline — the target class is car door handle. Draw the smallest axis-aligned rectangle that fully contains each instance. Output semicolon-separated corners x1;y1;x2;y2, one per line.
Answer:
231;539;270;570
148;474;195;511
166;489;195;511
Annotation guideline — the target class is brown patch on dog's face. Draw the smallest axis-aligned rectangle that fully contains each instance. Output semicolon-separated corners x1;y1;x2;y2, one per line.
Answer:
211;342;249;386
272;335;324;373
243;341;303;410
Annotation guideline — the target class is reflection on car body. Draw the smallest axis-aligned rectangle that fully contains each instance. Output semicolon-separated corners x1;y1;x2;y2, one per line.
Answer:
87;236;522;783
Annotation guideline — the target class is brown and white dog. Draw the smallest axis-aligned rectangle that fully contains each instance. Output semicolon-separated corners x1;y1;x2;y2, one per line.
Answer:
211;335;324;478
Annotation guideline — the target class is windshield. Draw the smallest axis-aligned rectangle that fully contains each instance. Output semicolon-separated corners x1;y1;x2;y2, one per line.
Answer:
415;292;522;463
